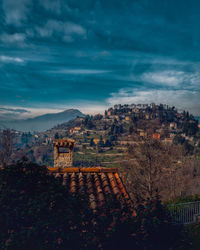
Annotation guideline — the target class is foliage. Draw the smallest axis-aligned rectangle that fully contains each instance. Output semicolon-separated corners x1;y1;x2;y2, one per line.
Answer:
0;129;14;167
182;121;198;136
185;223;200;249
135;199;190;249
0;160;94;250
125;137;165;202
166;195;200;205
0;161;190;250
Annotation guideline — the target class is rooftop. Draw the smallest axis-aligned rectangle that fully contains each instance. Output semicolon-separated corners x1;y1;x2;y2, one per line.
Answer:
48;167;132;213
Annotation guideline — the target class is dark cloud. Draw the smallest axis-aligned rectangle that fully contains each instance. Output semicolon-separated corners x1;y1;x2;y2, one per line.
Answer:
0;107;30;113
0;0;200;116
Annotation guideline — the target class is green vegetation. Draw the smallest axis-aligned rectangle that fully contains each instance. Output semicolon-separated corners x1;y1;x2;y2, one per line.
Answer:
166;195;200;205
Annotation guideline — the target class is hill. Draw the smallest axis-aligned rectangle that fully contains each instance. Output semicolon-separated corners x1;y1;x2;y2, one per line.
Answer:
0;109;84;132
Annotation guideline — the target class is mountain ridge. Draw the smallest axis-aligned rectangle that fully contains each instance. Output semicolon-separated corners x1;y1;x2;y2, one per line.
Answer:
0;109;84;132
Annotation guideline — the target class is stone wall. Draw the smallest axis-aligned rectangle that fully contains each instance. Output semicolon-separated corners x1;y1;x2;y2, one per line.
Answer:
53;139;74;168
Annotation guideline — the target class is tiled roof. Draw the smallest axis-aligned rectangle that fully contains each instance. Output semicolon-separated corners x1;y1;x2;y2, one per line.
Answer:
48;167;132;212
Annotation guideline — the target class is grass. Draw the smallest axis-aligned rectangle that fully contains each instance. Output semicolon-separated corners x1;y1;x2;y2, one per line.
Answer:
73;150;125;167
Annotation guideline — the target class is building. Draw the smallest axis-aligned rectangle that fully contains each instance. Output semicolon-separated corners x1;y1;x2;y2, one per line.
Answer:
152;133;161;140
169;122;177;130
50;139;133;213
69;126;81;134
93;138;100;145
139;130;147;137
145;114;150;120
48;167;132;212
163;138;173;144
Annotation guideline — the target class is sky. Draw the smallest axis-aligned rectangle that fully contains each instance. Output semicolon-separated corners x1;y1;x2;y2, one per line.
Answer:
0;0;200;119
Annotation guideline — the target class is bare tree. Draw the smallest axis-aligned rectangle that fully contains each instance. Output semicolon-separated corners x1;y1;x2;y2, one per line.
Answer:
121;134;200;203
0;129;14;167
121;136;165;203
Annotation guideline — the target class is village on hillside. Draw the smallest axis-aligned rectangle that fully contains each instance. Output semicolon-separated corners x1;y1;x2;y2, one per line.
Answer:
2;103;200;168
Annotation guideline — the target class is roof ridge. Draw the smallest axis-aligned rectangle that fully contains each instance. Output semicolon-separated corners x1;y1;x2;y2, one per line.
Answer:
48;167;118;173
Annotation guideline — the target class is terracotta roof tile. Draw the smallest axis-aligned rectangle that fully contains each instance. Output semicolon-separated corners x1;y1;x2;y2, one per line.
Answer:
48;167;132;212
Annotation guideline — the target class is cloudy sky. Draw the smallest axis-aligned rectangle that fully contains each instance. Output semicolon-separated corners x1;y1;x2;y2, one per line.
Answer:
0;0;200;119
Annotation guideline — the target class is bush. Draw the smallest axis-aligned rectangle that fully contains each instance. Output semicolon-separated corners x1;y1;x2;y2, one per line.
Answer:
136;198;190;249
0;161;189;250
0;160;94;250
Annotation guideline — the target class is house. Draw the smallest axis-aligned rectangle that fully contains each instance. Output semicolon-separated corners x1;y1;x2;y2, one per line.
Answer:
48;167;132;212
48;139;133;213
107;108;114;116
132;108;139;113
169;122;177;130
69;127;81;134
145;114;150;120
152;133;161;140
139;130;147;137
93;138;100;145
163;138;173;144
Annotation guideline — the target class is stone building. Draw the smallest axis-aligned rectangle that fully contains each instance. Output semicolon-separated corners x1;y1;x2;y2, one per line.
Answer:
53;139;75;168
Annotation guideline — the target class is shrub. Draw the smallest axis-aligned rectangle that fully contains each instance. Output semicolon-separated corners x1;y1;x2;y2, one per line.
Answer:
136;198;190;249
0;161;190;250
0;160;94;249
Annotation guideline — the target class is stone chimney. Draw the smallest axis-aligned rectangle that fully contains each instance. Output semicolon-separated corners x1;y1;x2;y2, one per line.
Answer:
53;139;75;168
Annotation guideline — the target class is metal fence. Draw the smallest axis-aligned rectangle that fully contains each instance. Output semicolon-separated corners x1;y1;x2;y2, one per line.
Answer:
168;201;200;224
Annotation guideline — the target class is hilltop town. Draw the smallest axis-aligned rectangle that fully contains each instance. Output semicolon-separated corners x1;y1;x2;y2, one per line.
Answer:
4;103;200;168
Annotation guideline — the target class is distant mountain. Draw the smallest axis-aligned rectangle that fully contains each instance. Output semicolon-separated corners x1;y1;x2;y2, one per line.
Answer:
0;109;84;132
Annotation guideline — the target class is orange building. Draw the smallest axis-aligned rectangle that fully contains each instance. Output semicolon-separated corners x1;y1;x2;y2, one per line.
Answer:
152;133;161;140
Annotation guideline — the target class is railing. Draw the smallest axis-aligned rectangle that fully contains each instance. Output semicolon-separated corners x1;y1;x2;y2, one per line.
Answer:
168;201;200;224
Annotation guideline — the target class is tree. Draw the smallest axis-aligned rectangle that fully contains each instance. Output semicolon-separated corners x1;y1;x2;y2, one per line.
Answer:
90;138;94;147
119;124;123;134
0;129;14;167
98;136;104;148
54;132;59;139
122;136;166;203
129;125;134;135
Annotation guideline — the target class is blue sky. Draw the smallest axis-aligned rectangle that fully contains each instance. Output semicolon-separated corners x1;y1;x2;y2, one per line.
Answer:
0;0;200;119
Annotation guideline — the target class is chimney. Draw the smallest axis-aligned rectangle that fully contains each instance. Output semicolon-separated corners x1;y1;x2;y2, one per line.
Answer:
53;139;75;168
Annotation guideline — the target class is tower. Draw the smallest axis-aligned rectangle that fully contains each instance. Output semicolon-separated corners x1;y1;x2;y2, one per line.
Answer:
53;139;75;168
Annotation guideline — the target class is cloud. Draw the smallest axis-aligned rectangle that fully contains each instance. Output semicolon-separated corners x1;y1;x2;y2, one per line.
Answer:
2;0;30;26
107;88;200;115
0;107;30;113
0;107;30;121
0;55;24;63
35;20;86;42
0;106;64;120
139;70;200;90
53;69;110;75
64;22;86;36
39;0;62;14
0;33;26;44
141;71;185;86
